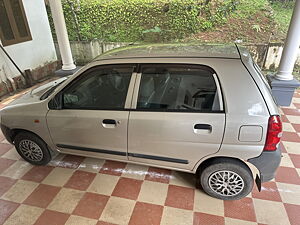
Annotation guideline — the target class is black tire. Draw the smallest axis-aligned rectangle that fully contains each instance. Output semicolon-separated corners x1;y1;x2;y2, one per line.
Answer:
199;158;253;200
14;132;51;165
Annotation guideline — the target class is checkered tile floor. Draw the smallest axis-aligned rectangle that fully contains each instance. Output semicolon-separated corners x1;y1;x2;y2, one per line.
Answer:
0;89;300;225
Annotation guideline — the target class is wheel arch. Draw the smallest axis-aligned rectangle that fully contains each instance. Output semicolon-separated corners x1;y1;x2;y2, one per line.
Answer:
195;156;259;180
8;128;45;144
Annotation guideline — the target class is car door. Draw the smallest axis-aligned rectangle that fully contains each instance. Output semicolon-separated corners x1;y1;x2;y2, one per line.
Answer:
128;64;225;170
46;64;136;161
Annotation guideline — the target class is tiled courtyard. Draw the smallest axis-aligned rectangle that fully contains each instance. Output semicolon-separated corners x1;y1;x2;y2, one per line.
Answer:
0;90;299;225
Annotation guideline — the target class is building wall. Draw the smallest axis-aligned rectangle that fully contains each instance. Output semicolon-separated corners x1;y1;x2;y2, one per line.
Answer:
0;0;57;95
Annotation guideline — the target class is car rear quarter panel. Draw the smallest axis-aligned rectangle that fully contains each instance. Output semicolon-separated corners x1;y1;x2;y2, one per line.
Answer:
192;58;270;172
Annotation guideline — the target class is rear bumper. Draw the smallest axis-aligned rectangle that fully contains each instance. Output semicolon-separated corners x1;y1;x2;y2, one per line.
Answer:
248;145;281;183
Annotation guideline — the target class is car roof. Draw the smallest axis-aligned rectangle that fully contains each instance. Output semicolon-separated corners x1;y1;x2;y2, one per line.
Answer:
93;43;242;61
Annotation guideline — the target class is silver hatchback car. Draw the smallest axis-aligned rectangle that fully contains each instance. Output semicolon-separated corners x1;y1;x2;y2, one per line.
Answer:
0;43;282;200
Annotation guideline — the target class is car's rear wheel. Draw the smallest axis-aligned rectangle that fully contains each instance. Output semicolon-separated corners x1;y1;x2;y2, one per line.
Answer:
14;132;51;165
199;158;253;200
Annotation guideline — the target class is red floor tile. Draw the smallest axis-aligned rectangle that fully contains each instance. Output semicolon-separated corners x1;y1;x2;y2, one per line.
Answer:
64;170;96;191
99;160;126;176
57;155;85;169
293;103;300;109
251;181;282;202
21;166;54;183
284;203;300;225
23;184;61;208
289;154;300;168
281;115;290;123
0;199;19;225
0;158;16;173
145;167;172;184
73;192;109;219
193;212;225;225
129;202;163;225
224;197;256;222
112;177;143;200
281;131;300;142
165;185;194;210
0;104;6;110
275;166;300;185
281;108;300;116
97;221;117;225
34;210;69;225
291;123;300;133
0;176;17;197
279;142;287;153
0;143;13;156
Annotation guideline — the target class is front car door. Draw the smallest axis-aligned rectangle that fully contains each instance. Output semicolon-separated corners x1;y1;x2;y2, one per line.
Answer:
128;64;225;170
46;64;136;161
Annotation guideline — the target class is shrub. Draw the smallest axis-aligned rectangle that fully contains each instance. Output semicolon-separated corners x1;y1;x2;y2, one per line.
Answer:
48;0;238;42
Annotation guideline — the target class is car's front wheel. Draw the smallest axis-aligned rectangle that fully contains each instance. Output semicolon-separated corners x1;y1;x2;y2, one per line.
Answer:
14;132;51;165
199;158;253;200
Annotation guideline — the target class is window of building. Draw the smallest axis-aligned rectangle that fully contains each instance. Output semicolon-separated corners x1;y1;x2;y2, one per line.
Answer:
0;0;32;46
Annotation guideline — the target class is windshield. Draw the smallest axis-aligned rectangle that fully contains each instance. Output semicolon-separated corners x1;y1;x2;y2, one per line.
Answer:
40;79;66;100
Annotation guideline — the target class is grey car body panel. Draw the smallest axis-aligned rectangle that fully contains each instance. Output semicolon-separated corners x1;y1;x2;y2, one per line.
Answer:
0;43;280;181
237;45;280;116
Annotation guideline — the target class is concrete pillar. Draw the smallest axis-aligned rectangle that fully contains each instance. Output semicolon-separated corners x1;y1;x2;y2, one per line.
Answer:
268;0;300;106
276;0;300;80
49;0;76;71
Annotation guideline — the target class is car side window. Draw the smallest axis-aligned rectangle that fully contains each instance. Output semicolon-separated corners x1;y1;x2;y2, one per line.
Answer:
137;65;221;112
62;66;133;110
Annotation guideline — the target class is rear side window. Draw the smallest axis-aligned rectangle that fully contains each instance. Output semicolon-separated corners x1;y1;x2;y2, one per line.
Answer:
137;65;222;112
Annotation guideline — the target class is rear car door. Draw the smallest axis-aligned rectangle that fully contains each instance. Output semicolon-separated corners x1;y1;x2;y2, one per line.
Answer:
128;64;225;170
46;64;136;161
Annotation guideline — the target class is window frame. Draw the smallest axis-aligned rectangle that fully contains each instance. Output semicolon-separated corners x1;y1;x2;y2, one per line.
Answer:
0;0;32;46
131;63;225;113
49;64;137;111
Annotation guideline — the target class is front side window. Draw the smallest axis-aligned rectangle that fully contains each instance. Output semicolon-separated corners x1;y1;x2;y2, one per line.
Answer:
137;65;221;112
62;66;133;110
0;0;32;46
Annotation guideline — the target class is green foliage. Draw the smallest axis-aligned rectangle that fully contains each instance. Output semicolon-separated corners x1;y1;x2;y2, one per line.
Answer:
252;24;262;32
270;0;294;33
47;0;238;42
232;0;271;19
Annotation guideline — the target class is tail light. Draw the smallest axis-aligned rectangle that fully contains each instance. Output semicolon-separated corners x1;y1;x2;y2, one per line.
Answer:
263;115;282;151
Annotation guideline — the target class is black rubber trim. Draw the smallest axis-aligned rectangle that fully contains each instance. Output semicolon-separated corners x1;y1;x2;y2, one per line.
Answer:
56;144;127;156
56;144;188;164
128;152;189;164
0;124;13;144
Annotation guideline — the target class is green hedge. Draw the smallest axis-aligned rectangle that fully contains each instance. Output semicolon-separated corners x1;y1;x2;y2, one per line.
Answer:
48;0;238;42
